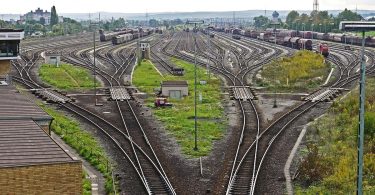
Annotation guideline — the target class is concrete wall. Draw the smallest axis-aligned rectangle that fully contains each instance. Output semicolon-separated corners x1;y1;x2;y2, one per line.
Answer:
0;161;82;194
0;60;10;75
161;86;188;97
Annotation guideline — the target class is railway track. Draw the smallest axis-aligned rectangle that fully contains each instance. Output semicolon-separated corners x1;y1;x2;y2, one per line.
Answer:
12;34;176;194
10;30;375;194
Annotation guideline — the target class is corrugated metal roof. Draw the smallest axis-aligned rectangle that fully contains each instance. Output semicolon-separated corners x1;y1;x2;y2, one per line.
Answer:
0;87;52;121
0;120;74;168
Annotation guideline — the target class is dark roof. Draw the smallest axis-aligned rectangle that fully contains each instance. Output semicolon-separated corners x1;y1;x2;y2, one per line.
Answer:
0;29;24;32
0;120;74;168
0;87;52;121
45;50;61;56
161;80;188;87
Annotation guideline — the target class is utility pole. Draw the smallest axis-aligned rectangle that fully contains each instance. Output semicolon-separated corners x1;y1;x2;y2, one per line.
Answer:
186;20;204;151
340;21;375;195
272;21;280;108
90;21;99;105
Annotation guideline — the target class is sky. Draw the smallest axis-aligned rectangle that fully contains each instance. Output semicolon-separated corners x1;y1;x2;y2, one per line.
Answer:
0;0;374;14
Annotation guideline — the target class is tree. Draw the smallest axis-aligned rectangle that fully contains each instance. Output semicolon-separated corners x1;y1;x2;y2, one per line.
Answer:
253;15;269;28
33;24;44;32
50;5;59;26
286;10;300;26
112;18;126;29
149;19;159;27
163;20;170;29
336;8;363;21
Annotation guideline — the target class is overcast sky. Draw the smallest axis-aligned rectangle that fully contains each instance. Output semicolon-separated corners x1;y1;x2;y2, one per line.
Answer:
0;0;374;14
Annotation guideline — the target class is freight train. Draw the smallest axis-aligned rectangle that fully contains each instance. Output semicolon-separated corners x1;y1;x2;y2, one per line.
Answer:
99;28;154;43
222;27;375;47
111;28;154;45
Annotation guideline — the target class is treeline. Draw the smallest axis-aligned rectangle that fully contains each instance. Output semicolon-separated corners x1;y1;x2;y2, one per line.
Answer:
100;17;183;31
254;8;364;33
1;6;84;37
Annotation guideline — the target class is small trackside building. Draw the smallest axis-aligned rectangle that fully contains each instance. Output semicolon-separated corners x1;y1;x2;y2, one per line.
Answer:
43;50;61;66
161;80;188;99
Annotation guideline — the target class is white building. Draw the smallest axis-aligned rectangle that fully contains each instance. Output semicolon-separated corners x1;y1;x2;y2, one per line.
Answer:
20;8;63;25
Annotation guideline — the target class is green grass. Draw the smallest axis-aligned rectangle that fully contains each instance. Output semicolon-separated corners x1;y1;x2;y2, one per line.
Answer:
83;171;92;195
295;78;375;194
356;31;375;37
133;59;225;157
257;50;330;92
39;64;99;90
38;103;117;194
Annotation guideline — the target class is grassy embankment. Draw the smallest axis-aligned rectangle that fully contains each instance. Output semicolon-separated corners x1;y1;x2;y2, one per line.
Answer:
39;104;117;194
133;59;225;157
257;50;330;92
39;64;98;90
295;78;375;194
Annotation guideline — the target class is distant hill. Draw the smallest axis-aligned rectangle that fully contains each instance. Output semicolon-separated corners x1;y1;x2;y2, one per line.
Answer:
58;10;375;21
1;10;375;22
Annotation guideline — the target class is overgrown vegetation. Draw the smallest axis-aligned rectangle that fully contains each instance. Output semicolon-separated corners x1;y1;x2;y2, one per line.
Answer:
39;64;98;90
295;78;375;194
39;103;117;194
257;50;330;92
83;171;92;195
133;59;225;157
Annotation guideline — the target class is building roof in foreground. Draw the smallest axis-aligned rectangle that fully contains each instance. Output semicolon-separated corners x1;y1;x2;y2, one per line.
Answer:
0;119;75;168
0;87;52;121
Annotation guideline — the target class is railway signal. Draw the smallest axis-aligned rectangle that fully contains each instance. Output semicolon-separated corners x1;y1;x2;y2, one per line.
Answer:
186;20;204;151
340;21;375;195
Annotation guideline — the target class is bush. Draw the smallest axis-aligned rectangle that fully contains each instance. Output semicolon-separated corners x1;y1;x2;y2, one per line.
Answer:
39;104;117;194
260;50;329;91
295;78;375;193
